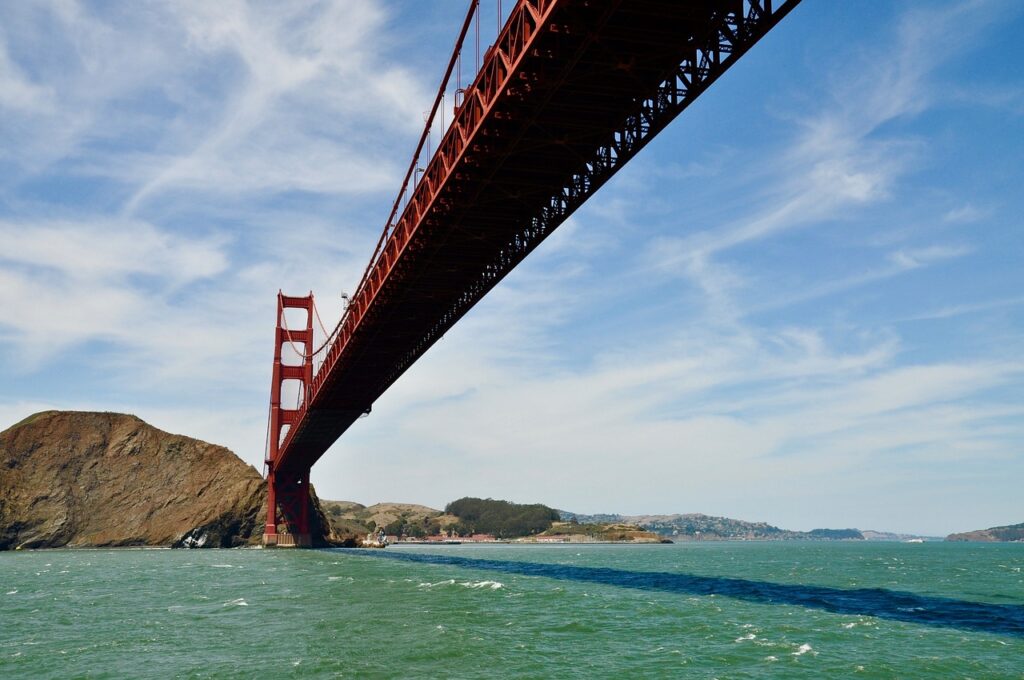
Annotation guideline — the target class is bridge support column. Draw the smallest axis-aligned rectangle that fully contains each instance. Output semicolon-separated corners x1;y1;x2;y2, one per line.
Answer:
262;291;315;548
264;469;312;548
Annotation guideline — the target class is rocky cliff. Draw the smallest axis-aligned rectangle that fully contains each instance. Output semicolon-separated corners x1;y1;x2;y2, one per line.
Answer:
0;411;334;550
946;522;1024;542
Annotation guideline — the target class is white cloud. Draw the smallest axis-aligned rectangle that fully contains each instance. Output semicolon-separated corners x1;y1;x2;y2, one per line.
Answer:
0;218;229;362
898;296;1024;322
0;219;226;283
943;203;989;224
887;244;972;270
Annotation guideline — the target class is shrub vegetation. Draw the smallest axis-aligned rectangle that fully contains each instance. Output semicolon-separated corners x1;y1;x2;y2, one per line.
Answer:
445;497;559;538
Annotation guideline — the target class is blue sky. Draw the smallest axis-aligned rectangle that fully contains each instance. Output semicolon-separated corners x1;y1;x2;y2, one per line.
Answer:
1;1;1021;535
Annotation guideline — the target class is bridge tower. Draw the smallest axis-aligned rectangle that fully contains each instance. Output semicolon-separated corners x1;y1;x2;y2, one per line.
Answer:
263;292;315;548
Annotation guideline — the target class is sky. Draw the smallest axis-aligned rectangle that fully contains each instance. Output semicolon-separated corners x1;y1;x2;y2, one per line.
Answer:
1;1;1022;536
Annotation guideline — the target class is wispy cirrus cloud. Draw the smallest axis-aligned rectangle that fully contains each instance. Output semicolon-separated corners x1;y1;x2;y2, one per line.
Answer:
0;0;429;206
125;1;426;210
0;218;228;363
0;1;434;364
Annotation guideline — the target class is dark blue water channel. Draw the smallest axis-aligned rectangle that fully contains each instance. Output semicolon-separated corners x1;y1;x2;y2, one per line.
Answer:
358;545;1024;637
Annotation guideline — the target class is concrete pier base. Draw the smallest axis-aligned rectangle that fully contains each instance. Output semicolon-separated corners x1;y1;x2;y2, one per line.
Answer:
262;533;312;548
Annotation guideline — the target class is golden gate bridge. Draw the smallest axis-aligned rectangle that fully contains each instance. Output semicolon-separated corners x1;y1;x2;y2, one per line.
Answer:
262;0;801;546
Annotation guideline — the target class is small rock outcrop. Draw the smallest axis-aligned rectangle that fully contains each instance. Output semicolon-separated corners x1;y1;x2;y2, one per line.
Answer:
0;411;331;550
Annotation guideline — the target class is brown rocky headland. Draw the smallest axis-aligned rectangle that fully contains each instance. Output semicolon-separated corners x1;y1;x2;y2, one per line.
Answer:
946;522;1024;542
0;411;337;550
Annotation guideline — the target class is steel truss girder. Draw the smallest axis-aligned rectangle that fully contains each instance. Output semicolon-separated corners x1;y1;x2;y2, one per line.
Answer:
275;0;801;473
380;0;800;389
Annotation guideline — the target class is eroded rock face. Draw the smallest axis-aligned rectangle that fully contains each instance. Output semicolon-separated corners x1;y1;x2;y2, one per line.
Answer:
0;411;330;550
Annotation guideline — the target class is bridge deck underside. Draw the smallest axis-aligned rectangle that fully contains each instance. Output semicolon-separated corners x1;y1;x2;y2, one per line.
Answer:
276;0;794;474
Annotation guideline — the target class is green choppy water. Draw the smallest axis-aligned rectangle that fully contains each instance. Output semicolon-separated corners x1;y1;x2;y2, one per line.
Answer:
1;542;1022;678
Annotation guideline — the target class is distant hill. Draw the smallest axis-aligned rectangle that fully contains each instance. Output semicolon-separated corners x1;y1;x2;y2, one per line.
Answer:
946;522;1024;542
860;530;938;542
806;528;862;540
541;521;664;543
325;501;957;543
560;511;864;541
321;501;456;538
323;498;564;539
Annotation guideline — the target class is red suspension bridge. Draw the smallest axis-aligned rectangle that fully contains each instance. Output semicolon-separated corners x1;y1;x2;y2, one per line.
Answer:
262;0;801;547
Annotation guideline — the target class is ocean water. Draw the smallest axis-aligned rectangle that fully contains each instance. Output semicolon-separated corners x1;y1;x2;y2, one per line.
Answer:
1;542;1022;678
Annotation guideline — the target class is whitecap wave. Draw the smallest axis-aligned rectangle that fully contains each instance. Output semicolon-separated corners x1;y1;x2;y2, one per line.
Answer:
462;580;503;590
418;579;456;588
223;598;248;607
